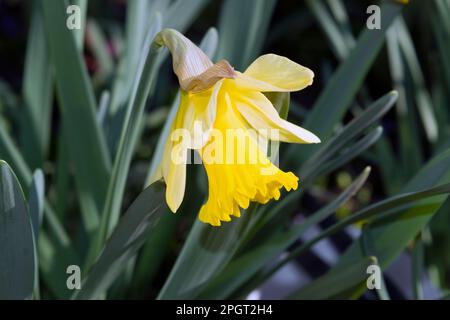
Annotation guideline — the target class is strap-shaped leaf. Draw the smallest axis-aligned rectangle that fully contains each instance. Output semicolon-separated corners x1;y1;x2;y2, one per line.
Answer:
0;161;35;299
73;182;166;300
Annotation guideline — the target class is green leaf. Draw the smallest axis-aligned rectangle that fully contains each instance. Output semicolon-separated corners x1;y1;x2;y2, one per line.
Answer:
359;225;390;300
87;16;163;268
130;210;177;296
86;19;114;82
157;213;253;299
288;257;376;299
326;148;450;298
300;91;397;180
0;118;32;186
0;117;70;252
97;91;110;126
411;236;424;300
28;169;44;300
306;0;350;59
164;0;210;32
200;167;371;299
286;2;404;164
396;17;438;143
386;21;423;180
198;28;219;59
264;92;290;120
38;230;79;299
216;0;277;69
0;161;35;299
0;103;76;300
70;0;87;47
42;0;111;233
325;0;354;48
310;126;383;182
109;0;154;116
257;92;396;235
54;130;70;221
21;2;53;168
432;1;450;96
29;169;44;243
252;180;450;294
72;182;166;300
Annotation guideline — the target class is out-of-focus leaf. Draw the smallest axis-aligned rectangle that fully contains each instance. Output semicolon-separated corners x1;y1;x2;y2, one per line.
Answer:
2;60;76;300
252;180;450;294
286;2;404;165
412;236;424;299
0;118;32;187
386;21;423;181
29;169;44;243
164;0;210;31
0;118;70;249
28;169;44;300
200;167;371;299
300;89;397;180
70;0;87;47
433;1;450;96
86;19;114;83
87;16;163;268
0;161;35;300
288;257;376;300
72;182;166;300
310;126;383;181
258;92;396;231
42;0;111;235
306;0;350;59
109;0;154;116
198;28;219;59
216;0;276;69
325;0;354;48
328;148;450;298
359;225;390;300
396;18;438;143
157;213;253;299
97;91;110;126
21;2;53;168
264;92;290;120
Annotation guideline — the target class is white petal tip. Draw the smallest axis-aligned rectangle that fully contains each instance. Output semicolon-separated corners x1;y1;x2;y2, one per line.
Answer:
298;129;321;144
308;137;321;144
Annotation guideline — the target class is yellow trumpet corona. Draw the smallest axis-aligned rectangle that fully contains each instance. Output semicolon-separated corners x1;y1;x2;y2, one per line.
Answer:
152;29;320;226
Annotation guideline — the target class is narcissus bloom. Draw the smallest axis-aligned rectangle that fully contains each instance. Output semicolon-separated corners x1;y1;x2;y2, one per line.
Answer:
151;29;320;226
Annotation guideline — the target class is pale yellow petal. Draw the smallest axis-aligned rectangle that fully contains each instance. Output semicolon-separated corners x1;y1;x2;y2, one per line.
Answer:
161;134;187;213
236;54;314;92
179;80;222;149
233;91;320;144
158;81;222;212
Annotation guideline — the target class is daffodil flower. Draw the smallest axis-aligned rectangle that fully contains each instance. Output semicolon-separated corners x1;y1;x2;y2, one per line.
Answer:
151;29;320;226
